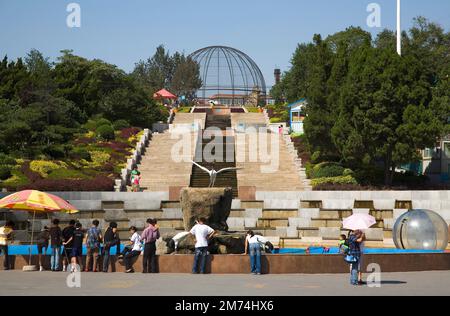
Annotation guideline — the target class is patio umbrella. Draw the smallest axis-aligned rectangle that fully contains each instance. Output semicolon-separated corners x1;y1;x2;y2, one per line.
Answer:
0;190;79;270
342;213;376;231
153;88;177;100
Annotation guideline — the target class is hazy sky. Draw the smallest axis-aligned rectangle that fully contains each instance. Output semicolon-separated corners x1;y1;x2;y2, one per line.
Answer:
1;0;449;87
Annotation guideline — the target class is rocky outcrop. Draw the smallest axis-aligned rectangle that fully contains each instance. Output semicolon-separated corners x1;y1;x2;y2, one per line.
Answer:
180;187;232;231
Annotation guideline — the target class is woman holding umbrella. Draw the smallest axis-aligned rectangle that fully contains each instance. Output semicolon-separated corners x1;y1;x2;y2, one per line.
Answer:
343;213;376;286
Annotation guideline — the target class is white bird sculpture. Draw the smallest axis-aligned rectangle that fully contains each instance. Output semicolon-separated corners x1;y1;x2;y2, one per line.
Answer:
191;160;241;188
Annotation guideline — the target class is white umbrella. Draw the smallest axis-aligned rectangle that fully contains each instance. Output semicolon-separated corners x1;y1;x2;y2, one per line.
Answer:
343;213;376;231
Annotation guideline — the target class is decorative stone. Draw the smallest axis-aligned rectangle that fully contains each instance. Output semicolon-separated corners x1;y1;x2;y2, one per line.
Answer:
180;187;233;231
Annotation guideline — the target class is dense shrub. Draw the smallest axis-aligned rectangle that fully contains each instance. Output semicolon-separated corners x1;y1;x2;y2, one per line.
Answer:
89;151;111;167
99;142;131;155
311;175;358;187
269;117;283;123
29;160;62;178
100;162;115;173
96;124;115;141
20;162;42;182
96;118;112;128
73;136;96;145
343;168;354;176
69;147;92;161
0;153;16;166
42;145;66;159
176;107;192;113
113;119;130;130
0;166;12;180
18;175;115;191
120;127;141;139
83;119;98;132
311;151;321;164
47;168;90;180
312;163;345;179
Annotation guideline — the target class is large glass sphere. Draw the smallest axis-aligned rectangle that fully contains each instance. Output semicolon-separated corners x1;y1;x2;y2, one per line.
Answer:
393;209;449;250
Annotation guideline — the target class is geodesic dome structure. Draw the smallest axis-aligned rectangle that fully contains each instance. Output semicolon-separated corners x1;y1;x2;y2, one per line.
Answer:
189;46;266;106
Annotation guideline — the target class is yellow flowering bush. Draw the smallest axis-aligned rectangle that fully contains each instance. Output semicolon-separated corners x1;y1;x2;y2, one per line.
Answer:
30;160;62;178
89;151;111;168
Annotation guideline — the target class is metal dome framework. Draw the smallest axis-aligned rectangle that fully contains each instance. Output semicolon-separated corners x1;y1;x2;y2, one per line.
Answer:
189;46;266;106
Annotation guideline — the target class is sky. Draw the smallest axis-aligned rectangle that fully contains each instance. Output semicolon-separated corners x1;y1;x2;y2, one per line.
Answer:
0;0;449;88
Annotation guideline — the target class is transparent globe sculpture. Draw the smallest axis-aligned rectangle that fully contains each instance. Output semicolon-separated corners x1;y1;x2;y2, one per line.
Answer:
393;209;449;250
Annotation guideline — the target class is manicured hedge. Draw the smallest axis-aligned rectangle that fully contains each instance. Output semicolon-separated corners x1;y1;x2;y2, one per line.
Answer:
311;175;358;187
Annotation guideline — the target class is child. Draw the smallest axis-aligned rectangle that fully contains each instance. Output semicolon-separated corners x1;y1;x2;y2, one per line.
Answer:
339;234;349;255
64;222;84;273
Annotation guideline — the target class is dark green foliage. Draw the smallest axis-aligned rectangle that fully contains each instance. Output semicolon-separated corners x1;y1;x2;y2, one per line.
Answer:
311;163;345;179
113;119;130;130
69;147;91;161
0;49;167;161
132;45;202;102
0;153;16;166
96;118;112;128
42;145;66;159
96;125;115;141
0;166;12;180
272;18;449;186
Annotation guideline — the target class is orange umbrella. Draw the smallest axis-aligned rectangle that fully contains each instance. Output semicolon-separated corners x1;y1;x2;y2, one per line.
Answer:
0;190;79;269
0;190;78;213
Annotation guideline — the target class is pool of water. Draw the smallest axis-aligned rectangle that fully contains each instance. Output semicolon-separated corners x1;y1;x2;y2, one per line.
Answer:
2;245;445;256
3;245;125;256
272;247;445;255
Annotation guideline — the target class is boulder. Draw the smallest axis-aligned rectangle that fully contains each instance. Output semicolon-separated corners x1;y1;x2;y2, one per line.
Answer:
180;187;233;231
164;231;246;255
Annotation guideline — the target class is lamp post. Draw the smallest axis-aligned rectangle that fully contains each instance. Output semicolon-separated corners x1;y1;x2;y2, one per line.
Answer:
397;0;401;56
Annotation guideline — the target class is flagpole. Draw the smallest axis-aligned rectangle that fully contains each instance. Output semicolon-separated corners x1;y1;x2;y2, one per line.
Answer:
397;0;401;56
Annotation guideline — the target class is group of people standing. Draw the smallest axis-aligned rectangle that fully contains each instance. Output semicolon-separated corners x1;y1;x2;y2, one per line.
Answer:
1;217;269;275
36;219;121;273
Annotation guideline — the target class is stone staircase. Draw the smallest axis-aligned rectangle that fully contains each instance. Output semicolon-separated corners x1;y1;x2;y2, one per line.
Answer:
190;113;239;198
229;112;307;192
136;113;205;192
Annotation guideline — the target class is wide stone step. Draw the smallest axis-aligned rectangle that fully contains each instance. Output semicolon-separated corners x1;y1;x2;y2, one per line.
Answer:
311;218;342;228
161;201;181;208
262;210;298;219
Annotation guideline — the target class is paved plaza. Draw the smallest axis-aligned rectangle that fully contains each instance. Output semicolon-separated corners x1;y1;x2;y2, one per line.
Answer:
0;270;449;296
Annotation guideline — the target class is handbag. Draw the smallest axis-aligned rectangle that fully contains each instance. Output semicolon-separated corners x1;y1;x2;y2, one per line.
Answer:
344;254;358;263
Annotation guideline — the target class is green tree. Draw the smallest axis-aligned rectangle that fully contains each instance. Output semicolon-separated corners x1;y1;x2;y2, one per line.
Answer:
171;55;202;101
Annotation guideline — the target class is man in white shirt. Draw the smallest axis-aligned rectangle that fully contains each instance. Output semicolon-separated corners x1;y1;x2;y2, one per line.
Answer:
189;217;215;274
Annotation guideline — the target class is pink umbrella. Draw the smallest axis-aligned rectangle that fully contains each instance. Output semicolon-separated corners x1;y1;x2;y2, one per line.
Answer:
343;213;376;231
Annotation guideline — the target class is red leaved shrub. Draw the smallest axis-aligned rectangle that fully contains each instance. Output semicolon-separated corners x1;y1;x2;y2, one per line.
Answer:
18;175;115;191
21;161;42;183
119;127;141;139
